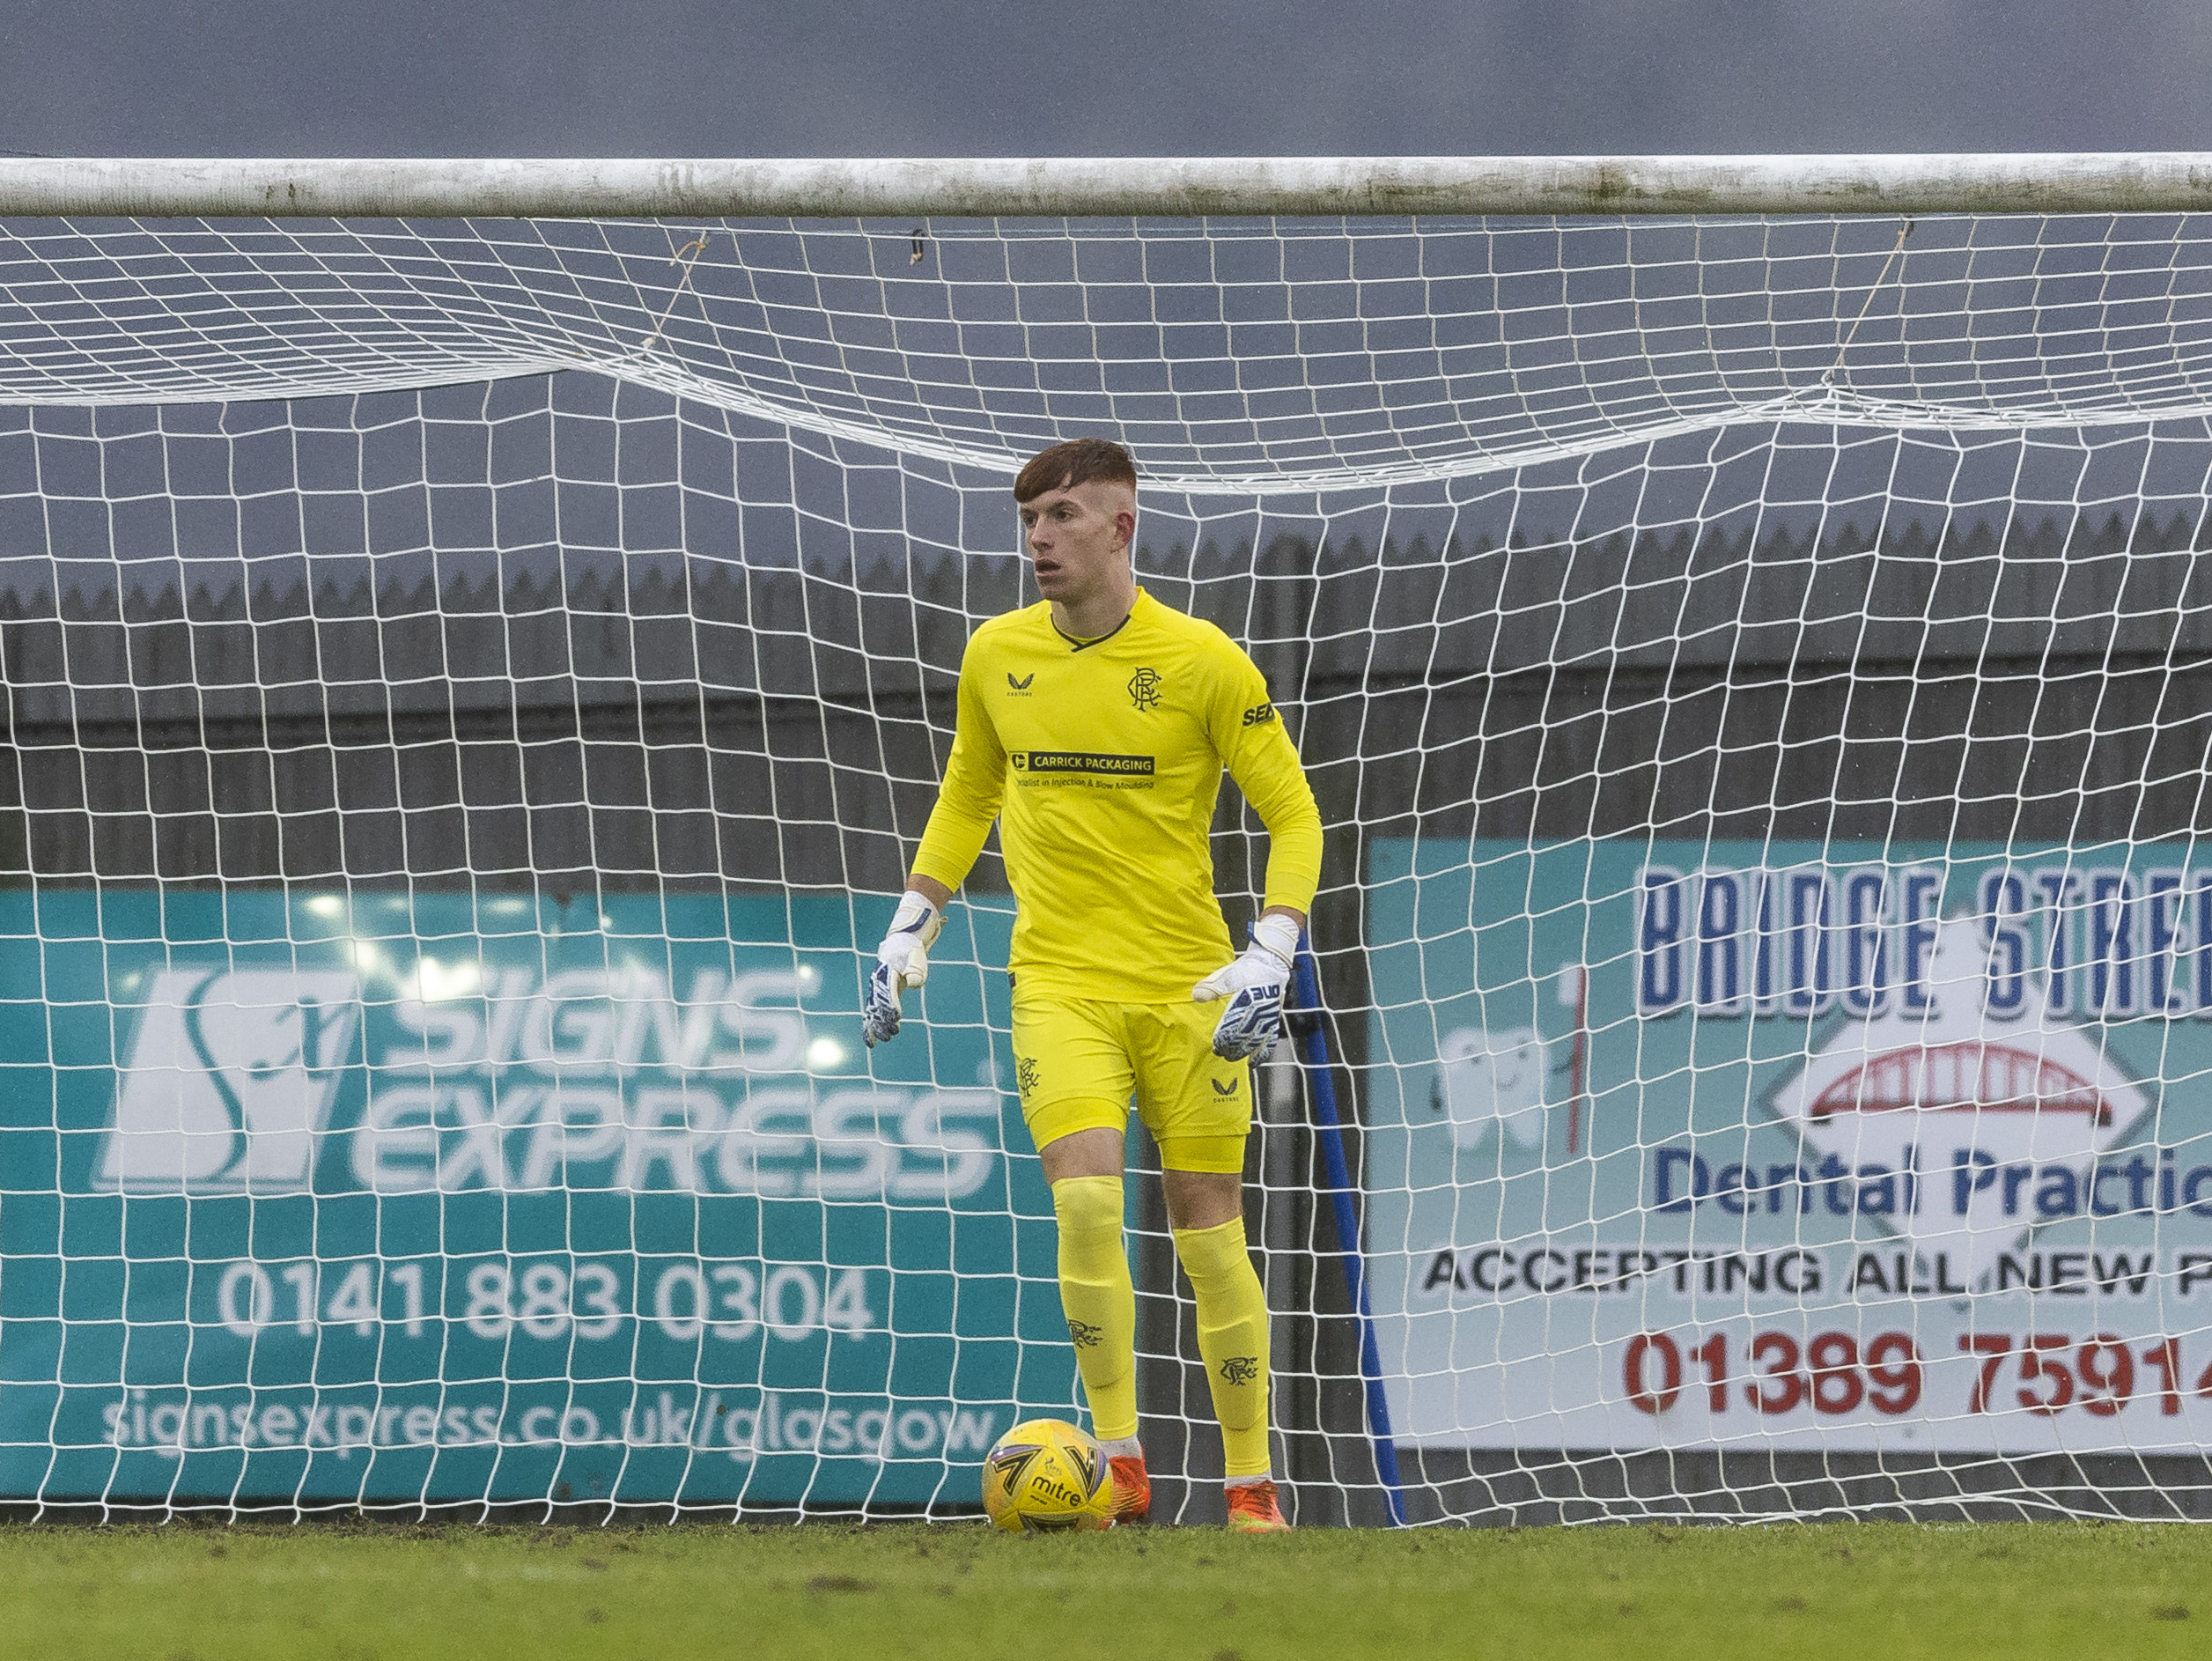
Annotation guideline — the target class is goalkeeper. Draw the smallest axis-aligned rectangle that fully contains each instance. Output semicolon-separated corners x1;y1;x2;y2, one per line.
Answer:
863;437;1321;1533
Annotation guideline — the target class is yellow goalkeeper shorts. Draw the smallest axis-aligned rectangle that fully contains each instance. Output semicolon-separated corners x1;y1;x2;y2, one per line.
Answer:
1010;997;1253;1173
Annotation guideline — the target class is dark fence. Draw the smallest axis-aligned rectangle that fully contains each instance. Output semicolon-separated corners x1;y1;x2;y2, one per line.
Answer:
9;506;2207;889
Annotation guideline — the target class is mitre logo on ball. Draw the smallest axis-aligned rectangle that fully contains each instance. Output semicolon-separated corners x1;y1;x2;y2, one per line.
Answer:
1766;915;2148;1281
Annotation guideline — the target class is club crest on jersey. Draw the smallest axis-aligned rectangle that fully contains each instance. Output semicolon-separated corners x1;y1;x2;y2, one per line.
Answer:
1127;667;1162;711
1006;672;1035;695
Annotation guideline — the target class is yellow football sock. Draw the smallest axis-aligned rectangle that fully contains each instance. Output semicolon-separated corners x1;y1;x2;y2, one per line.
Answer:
1051;1175;1138;1443
1174;1214;1272;1480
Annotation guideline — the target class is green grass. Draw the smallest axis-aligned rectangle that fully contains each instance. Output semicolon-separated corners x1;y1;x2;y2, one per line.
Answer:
3;1518;2208;1660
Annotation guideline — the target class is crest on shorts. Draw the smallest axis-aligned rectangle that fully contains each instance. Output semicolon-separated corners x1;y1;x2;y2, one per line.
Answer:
1016;1055;1040;1098
1127;667;1161;711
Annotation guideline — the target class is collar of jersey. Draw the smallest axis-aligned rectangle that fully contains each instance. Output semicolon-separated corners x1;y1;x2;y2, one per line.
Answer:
1050;587;1149;653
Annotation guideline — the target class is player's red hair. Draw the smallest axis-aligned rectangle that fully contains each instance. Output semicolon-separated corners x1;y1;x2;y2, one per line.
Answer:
1013;437;1138;503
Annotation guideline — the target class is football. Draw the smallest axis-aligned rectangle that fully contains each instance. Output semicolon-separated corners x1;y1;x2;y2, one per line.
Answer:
980;1418;1115;1533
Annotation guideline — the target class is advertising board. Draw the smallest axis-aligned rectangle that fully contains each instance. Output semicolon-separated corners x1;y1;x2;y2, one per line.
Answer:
1368;839;2212;1452
0;888;1065;1506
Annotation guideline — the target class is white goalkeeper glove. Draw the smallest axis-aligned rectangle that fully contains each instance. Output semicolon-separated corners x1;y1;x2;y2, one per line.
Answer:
862;891;945;1048
1192;912;1302;1061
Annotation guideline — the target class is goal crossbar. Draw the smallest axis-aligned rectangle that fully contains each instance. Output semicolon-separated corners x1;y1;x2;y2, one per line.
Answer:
5;152;2212;219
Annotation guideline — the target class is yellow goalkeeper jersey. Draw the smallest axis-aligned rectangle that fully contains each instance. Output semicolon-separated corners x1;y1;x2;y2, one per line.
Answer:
911;588;1324;1004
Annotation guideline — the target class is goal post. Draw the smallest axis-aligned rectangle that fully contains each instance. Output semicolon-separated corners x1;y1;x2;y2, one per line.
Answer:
5;151;2212;218
4;157;2212;1523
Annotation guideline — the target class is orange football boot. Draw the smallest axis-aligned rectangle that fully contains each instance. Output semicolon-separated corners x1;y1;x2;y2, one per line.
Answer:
1108;1452;1151;1525
1225;1479;1290;1532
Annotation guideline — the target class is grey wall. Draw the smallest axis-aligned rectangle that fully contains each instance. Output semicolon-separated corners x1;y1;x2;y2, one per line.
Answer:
8;506;2207;904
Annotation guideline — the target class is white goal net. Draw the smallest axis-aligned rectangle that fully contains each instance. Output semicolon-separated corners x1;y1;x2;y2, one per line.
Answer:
8;164;2212;1522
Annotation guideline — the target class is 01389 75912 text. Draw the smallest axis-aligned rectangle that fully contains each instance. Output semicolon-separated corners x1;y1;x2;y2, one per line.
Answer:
1618;1327;2212;1422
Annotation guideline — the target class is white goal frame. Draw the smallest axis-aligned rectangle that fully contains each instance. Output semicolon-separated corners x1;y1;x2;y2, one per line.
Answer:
1;151;2209;220
8;154;2212;1525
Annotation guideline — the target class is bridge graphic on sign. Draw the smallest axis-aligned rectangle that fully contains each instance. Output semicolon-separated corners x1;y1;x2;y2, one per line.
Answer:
1805;1041;2120;1127
1768;916;2148;1281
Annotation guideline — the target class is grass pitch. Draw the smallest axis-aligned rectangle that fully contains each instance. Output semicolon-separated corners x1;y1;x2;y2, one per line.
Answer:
4;1517;2206;1659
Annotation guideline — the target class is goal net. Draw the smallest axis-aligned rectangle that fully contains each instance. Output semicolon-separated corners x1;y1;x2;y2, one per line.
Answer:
8;162;2212;1522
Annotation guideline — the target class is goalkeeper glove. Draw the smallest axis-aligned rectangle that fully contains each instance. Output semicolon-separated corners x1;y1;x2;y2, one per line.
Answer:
1192;912;1301;1061
862;891;945;1047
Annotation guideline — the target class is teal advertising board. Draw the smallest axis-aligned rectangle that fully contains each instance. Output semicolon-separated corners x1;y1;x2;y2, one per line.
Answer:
1368;839;2212;1453
0;888;1070;1506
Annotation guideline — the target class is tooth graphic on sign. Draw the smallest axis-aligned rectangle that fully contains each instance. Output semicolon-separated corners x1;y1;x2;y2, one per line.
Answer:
1766;916;2148;1281
1434;1026;1550;1151
97;967;361;1194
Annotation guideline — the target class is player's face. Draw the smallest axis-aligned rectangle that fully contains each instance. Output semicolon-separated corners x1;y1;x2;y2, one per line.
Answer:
1019;478;1133;607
